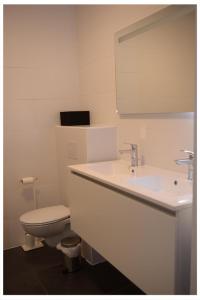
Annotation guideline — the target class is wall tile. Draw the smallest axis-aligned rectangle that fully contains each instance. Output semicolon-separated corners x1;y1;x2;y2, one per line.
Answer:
4;5;80;249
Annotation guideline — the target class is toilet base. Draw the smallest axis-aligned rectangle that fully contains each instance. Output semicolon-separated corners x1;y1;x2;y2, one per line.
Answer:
21;241;44;251
21;233;44;251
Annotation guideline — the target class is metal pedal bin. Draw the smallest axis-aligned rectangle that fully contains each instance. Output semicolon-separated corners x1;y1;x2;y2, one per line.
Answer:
60;236;81;272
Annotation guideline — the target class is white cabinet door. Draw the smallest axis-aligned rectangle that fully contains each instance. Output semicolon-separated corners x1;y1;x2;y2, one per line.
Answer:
69;173;177;294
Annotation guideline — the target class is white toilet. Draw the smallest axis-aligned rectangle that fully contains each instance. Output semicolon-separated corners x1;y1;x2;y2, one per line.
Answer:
20;205;75;248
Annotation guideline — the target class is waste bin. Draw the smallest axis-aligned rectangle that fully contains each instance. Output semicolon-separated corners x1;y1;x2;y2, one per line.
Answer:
57;236;81;272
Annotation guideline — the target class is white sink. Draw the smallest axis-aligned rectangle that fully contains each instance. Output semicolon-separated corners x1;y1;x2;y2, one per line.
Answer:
128;175;166;191
69;160;193;211
127;175;191;195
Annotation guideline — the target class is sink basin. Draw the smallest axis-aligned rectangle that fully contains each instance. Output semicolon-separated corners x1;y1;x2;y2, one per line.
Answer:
128;175;169;192
127;175;192;201
69;160;193;210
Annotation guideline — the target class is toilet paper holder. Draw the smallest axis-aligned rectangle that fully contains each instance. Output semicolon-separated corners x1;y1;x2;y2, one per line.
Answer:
20;177;39;209
20;177;38;184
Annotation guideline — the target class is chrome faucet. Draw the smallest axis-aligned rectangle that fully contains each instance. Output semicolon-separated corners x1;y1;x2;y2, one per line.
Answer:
126;143;138;167
175;149;194;180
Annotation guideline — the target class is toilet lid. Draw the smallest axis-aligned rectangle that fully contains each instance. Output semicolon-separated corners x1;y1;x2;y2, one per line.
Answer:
20;205;70;225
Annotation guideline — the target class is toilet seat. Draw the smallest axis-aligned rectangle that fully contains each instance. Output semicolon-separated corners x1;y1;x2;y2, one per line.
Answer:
20;205;70;226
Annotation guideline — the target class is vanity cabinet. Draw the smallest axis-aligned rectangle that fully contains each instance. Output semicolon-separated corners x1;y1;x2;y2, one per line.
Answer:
68;172;192;295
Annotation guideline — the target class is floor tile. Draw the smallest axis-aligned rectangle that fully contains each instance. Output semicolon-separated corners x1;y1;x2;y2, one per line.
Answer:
4;248;47;295
24;244;63;272
38;263;102;295
4;244;145;295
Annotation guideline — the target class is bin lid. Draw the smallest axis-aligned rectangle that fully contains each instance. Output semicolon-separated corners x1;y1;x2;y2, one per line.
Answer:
61;236;81;248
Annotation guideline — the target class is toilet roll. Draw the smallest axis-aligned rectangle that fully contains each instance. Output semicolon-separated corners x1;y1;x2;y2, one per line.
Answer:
20;177;37;184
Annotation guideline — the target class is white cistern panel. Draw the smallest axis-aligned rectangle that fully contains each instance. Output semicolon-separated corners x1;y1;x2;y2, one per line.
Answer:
55;125;117;205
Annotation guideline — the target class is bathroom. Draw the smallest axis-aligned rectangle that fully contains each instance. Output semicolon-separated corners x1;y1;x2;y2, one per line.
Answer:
3;2;197;297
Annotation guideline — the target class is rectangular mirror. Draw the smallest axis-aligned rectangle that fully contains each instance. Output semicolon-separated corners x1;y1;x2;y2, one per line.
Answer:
115;5;196;114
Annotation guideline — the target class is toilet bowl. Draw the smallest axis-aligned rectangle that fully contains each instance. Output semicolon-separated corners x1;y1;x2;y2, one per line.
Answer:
20;205;74;247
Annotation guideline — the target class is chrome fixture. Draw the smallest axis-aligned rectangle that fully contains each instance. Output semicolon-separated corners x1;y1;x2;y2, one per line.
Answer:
119;143;139;169
175;149;194;180
125;143;138;167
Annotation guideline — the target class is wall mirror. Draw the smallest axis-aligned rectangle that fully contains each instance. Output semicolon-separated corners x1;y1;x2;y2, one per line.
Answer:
114;5;196;114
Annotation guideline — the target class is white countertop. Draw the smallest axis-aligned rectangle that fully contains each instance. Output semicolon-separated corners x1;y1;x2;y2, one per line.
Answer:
69;160;192;212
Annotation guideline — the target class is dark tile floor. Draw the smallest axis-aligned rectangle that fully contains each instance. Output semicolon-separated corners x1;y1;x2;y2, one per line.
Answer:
4;243;145;295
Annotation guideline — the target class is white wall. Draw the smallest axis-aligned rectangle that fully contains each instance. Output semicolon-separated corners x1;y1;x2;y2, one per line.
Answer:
4;4;195;249
76;5;194;171
3;5;80;249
